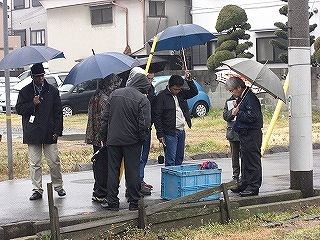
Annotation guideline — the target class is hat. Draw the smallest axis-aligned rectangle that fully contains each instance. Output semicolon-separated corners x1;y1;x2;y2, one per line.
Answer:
31;63;45;76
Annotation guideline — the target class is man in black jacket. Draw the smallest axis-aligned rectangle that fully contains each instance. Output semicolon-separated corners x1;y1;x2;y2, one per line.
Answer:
15;63;66;200
99;67;151;211
154;72;198;166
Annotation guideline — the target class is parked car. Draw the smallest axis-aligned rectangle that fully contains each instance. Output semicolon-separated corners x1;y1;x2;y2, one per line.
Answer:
0;77;20;98
152;75;211;117
59;79;98;117
0;72;68;113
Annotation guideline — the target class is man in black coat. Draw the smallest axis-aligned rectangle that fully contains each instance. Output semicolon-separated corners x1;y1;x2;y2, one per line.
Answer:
153;72;198;166
15;63;66;200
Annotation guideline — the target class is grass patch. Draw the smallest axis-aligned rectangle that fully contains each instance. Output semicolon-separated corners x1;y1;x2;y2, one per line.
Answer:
1;109;320;181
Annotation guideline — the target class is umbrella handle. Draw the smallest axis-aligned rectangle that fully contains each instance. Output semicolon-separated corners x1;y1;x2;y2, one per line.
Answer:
145;36;158;74
182;48;187;70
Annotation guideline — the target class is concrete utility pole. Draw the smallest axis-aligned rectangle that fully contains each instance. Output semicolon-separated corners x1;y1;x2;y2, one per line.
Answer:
3;0;13;180
287;0;313;197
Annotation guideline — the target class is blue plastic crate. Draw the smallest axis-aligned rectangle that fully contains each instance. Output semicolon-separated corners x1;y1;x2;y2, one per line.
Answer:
161;164;222;201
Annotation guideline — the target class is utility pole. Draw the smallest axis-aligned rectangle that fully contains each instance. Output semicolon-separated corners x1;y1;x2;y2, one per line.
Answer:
287;0;313;197
3;0;13;179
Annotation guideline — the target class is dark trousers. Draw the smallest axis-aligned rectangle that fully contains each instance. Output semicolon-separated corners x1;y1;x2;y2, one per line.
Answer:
92;145;108;198
229;140;241;179
107;143;142;206
238;129;262;192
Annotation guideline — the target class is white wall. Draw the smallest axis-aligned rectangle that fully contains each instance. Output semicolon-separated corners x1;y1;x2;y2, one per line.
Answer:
46;1;146;72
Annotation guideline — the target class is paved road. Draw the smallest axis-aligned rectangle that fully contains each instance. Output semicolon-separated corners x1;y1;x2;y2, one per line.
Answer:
0;149;320;225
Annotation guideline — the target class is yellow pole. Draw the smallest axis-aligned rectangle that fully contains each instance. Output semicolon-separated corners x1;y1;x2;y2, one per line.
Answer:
145;36;158;74
261;74;290;156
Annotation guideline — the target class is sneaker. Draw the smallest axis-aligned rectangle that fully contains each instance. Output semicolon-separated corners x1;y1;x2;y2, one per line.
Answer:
129;202;139;211
92;195;106;203
142;182;153;190
57;189;66;197
140;185;151;196
101;201;119;211
29;191;42;200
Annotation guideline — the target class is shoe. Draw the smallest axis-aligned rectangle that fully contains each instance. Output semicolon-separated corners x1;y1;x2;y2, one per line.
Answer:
140;185;151;196
101;202;119;211
129;202;139;211
239;190;259;197
142;182;153;190
92;195;106;203
57;189;66;197
29;191;42;200
230;182;246;193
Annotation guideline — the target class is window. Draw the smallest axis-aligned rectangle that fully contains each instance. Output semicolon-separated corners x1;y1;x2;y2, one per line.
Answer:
31;29;45;45
13;29;26;46
256;37;287;63
192;45;209;65
149;1;165;17
14;0;25;9
75;79;98;93
90;5;113;25
32;0;42;7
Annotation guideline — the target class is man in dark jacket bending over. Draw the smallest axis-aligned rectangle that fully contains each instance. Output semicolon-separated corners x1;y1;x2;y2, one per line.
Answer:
99;67;151;211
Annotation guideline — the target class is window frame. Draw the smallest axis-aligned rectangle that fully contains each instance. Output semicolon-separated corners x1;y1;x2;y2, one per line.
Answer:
256;36;287;63
90;5;113;25
149;1;165;17
32;0;42;7
30;29;45;46
13;0;25;10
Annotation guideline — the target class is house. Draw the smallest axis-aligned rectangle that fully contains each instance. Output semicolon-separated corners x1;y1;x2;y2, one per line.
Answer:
0;2;21;60
191;0;320;70
38;0;191;72
10;0;46;48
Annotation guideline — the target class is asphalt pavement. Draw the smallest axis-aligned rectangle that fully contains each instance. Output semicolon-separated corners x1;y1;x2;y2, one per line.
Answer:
0;149;320;226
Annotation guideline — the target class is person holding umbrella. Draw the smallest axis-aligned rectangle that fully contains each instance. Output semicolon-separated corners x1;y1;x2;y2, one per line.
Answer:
85;74;121;203
153;71;198;166
225;76;263;197
15;63;66;200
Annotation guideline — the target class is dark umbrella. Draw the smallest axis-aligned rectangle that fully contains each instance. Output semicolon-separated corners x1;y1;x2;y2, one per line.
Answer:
148;24;215;70
0;46;65;70
64;52;139;85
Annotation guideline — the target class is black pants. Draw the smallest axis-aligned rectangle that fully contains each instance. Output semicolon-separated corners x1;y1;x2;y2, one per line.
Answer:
107;143;142;206
238;129;262;192
229;140;241;179
92;145;108;198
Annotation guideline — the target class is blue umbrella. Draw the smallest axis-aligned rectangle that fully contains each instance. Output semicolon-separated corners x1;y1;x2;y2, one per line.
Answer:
150;24;215;51
64;52;139;85
0;45;65;70
148;24;215;69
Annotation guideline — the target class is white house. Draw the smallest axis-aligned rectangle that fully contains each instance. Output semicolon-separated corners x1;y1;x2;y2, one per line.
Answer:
39;0;191;72
191;0;320;70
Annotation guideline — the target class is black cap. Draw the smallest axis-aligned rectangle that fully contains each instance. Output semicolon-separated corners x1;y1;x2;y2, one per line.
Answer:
31;63;45;76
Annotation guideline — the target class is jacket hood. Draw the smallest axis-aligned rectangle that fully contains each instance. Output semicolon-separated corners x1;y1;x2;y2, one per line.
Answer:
126;67;150;94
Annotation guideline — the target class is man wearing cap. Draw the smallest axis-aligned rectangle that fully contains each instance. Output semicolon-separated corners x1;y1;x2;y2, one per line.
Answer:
16;63;66;200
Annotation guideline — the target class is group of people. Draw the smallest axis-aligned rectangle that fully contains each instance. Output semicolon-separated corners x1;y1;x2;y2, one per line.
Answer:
15;62;263;207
